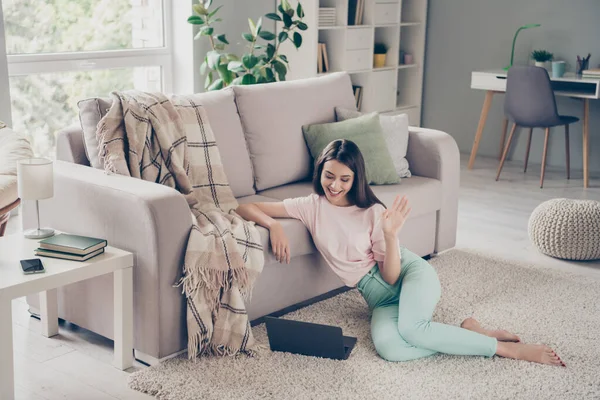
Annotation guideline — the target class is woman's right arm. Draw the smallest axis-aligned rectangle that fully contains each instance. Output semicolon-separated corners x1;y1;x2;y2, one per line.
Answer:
235;202;291;264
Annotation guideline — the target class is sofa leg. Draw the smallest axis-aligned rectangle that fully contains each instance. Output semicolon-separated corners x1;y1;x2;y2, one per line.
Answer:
134;349;186;366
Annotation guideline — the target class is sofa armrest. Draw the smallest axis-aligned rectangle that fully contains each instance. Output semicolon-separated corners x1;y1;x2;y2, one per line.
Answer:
406;126;460;252
56;125;90;166
22;160;193;357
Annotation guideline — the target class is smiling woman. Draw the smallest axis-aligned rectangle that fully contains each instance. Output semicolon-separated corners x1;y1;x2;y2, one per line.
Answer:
3;0;172;158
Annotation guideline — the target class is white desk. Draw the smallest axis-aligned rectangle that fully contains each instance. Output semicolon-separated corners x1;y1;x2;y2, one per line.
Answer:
0;234;134;400
469;69;600;188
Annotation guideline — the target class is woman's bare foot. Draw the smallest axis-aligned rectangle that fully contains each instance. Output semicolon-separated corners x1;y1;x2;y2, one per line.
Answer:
496;341;566;367
461;317;521;342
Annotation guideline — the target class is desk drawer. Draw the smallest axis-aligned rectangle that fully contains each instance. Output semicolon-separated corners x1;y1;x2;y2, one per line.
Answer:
471;72;507;91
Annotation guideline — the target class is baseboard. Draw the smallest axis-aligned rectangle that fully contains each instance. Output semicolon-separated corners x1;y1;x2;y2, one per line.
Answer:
250;285;354;327
135;349;187;367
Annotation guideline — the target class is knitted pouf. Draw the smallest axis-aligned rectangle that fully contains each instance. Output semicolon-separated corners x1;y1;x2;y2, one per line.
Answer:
528;198;600;261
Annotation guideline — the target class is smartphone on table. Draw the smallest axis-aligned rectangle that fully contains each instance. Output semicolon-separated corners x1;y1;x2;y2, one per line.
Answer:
20;258;46;275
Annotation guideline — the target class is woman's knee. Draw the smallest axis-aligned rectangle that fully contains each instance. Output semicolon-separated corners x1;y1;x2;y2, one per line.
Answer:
373;337;412;362
397;319;430;347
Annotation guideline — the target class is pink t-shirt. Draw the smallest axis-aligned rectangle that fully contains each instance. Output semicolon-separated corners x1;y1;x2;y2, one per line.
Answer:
283;193;392;287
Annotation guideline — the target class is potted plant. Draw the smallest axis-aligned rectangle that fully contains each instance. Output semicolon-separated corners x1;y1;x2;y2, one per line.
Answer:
188;0;307;90
373;43;387;68
531;49;553;69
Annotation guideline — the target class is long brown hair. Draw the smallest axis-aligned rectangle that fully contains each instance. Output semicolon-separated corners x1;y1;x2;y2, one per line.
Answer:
312;139;386;209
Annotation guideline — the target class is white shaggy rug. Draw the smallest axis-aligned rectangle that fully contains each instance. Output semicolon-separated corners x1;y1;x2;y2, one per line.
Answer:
128;249;600;399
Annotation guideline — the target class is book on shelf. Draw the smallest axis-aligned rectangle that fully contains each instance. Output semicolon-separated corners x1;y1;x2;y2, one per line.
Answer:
348;0;365;25
318;43;330;73
35;247;106;262
352;85;363;111
582;68;600;76
39;233;107;255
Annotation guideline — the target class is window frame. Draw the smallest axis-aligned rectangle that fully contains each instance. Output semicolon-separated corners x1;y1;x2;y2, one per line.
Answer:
5;0;173;92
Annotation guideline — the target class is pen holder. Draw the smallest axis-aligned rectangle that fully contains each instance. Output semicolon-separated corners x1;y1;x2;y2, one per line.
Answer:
576;59;589;75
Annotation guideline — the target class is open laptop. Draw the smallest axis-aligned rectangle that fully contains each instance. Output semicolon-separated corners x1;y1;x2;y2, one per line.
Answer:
264;316;357;360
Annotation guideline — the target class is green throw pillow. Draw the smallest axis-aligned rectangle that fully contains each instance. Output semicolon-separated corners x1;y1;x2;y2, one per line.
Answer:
302;112;400;185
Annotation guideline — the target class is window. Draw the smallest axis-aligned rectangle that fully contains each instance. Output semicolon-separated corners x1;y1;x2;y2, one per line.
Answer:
4;0;172;158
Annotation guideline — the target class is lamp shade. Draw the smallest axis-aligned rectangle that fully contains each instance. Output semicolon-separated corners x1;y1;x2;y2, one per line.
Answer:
17;158;54;200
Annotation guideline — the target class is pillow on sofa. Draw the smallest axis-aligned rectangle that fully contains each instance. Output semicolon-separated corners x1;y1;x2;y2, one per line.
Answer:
302;112;400;185
335;107;411;178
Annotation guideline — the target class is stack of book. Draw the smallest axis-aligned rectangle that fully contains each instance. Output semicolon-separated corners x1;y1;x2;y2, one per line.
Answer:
318;42;330;73
348;0;365;25
319;7;336;27
352;85;363;110
35;233;108;261
582;68;600;78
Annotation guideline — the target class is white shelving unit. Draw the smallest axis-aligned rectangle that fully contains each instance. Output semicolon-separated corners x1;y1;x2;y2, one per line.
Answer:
280;0;428;126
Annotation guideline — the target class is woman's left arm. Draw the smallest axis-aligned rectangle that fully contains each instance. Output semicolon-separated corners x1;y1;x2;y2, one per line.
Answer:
378;195;411;286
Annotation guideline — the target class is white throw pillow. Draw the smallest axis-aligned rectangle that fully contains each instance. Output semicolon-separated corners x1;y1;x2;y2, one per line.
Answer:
335;107;411;178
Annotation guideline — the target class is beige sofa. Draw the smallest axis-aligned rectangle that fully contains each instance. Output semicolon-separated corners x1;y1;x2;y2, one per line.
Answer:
24;72;460;365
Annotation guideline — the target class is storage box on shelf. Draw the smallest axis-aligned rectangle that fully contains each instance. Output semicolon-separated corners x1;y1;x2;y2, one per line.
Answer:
280;0;428;125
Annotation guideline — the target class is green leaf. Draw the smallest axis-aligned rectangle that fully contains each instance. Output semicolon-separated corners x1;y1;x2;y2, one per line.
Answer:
207;51;221;69
266;43;276;60
193;4;208;16
258;30;276;41
297;22;308;31
226;54;240;62
231;76;244;86
217;64;235;85
242;54;259;69
227;61;245;73
214;43;225;51
248;18;257;36
256;17;263;34
279;54;289;63
241;74;257;85
204;0;213;8
208;78;224;91
201;26;214;36
205;71;213;89
254;44;264;50
200;59;208;75
265;68;275;81
217;34;229;44
297;3;305;18
281;0;292;12
273;60;287;80
187;15;205;25
286;9;295;17
278;4;285;14
257;75;268;84
293;32;302;48
208;5;222;18
278;31;288;42
282;12;292;28
242;32;254;42
264;13;282;21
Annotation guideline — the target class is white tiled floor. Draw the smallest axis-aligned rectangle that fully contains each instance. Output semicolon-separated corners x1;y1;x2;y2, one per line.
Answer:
4;153;600;399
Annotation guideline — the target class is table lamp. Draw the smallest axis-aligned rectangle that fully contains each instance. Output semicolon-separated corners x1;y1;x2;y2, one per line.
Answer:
505;23;541;70
17;158;55;239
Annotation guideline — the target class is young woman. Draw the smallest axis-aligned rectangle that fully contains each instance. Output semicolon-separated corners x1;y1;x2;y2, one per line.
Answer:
235;139;565;367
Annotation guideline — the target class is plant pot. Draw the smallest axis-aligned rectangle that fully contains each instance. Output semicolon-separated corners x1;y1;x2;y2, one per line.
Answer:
534;61;548;69
374;54;386;68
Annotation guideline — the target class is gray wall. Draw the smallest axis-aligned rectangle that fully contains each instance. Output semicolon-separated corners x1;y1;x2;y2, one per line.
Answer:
193;0;275;93
423;0;600;174
0;3;12;126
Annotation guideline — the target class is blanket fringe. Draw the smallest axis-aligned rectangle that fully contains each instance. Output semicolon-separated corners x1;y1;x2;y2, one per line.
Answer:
187;331;266;360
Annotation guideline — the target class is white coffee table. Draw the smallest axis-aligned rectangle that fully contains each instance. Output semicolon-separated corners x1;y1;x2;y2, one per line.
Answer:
0;233;134;400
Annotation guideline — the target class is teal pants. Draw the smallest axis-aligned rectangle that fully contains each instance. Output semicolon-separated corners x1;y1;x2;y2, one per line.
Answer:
357;247;497;362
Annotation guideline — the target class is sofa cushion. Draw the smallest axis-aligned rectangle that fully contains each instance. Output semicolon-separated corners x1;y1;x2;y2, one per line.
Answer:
302;112;400;185
78;88;255;197
236;194;316;263
258;176;441;218
0;127;34;210
335;107;411;178
233;72;357;192
78;97;112;169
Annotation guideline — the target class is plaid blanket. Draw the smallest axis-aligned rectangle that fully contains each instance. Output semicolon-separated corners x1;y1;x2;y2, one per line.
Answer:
97;91;265;358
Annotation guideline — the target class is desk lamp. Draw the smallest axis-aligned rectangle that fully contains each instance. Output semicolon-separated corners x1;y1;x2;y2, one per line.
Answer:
17;158;55;239
505;24;541;70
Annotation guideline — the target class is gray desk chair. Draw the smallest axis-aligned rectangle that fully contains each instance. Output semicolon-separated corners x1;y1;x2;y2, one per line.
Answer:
496;65;579;188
